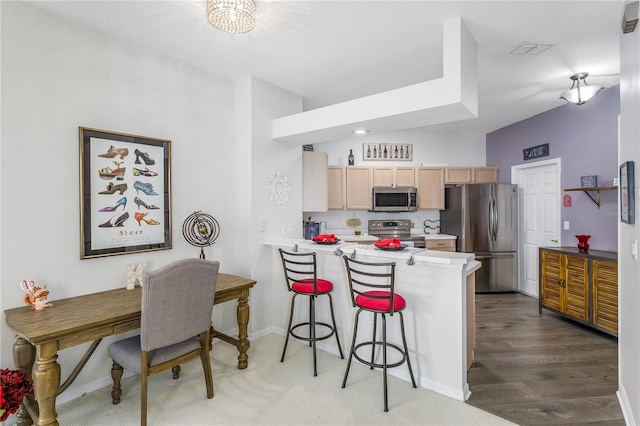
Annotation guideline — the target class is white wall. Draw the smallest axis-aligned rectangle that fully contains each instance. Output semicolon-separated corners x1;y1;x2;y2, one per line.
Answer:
0;0;238;399
618;2;640;423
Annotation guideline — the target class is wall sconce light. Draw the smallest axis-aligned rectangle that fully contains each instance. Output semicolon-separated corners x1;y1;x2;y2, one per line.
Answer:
560;72;603;105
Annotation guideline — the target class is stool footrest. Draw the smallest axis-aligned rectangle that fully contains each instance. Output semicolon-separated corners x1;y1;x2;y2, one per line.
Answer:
290;321;337;343
353;341;408;370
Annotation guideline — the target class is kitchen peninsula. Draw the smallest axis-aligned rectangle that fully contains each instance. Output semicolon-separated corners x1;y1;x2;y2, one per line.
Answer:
263;239;480;401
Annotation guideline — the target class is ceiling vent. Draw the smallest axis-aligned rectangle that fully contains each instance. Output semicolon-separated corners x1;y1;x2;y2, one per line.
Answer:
509;44;553;55
622;1;639;34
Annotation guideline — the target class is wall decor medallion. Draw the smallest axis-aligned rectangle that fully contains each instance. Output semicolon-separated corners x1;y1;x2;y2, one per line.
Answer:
79;127;172;259
266;171;292;205
363;143;412;161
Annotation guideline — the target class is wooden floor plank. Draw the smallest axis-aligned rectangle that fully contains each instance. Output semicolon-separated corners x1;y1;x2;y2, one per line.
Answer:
467;293;624;425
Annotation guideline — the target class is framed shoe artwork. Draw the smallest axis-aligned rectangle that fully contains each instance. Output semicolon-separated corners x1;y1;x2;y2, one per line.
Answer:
79;127;171;259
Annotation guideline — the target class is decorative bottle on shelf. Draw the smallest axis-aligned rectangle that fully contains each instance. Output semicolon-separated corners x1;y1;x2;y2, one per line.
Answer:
383;145;388;158
348;149;354;165
400;145;404;158
373;145;377;158
394;145;398;158
366;145;371;158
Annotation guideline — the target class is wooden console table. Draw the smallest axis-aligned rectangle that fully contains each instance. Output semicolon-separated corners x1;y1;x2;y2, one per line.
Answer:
4;273;256;426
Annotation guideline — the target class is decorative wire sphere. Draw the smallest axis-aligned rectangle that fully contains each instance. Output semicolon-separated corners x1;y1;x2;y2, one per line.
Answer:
182;211;220;259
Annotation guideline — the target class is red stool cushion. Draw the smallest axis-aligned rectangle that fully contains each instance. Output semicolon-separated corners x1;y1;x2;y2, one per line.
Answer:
292;278;333;294
355;291;406;312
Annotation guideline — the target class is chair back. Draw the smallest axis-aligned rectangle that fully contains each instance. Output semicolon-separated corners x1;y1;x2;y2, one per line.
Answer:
278;249;319;296
141;259;220;352
342;256;397;315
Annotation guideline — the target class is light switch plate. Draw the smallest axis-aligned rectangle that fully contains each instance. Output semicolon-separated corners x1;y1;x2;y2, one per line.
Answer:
564;221;570;230
632;240;638;260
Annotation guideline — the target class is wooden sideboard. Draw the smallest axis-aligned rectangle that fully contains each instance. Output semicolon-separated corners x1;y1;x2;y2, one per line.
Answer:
539;247;618;336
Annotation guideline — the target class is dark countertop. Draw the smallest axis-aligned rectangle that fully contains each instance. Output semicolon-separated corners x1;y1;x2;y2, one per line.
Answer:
539;246;617;261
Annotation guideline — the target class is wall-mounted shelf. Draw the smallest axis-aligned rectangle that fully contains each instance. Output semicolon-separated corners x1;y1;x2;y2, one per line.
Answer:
564;186;618;208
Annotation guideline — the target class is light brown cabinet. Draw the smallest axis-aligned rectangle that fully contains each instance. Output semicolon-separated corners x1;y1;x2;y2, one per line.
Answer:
445;167;498;184
345;166;372;210
373;166;416;187
539;247;618;336
416;167;445;209
426;239;456;252
592;259;618;334
327;166;345;210
302;152;328;212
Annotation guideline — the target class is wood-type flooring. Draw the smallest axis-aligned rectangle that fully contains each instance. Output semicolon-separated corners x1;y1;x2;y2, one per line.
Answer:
466;292;624;425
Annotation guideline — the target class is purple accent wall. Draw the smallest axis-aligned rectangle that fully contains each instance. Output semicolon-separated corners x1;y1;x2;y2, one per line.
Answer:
486;85;619;252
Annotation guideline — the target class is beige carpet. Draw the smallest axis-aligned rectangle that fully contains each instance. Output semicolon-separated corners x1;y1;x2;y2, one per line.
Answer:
57;334;515;425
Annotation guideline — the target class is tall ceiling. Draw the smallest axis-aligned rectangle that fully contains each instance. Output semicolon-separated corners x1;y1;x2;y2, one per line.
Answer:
24;0;625;134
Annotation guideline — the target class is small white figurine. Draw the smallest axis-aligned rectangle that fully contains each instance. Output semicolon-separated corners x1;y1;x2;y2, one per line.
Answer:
21;280;53;310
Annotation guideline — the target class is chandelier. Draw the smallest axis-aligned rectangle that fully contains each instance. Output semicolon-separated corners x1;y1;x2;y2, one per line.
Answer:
559;72;603;105
207;0;256;34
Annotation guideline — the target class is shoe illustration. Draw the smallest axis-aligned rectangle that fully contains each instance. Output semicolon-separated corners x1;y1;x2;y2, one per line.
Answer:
98;145;129;160
134;196;160;210
99;161;126;180
134;211;160;226
133;181;158;196
134;149;155;166
98;197;127;212
98;183;128;195
98;212;129;228
132;167;158;177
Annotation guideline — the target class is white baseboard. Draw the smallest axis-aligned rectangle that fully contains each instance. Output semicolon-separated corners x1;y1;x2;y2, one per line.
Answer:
617;384;635;426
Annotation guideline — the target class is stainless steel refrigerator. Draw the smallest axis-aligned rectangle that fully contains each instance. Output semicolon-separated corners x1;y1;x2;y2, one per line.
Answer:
441;184;518;293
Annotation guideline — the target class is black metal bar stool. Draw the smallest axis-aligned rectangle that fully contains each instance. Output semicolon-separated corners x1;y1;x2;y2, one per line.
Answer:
341;255;417;411
278;248;344;376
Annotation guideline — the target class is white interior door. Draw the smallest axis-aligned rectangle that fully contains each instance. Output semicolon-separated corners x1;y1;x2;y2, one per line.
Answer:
512;159;561;297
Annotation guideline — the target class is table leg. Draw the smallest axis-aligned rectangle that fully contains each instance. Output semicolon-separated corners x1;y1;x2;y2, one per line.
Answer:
33;342;61;426
236;288;250;369
13;337;36;426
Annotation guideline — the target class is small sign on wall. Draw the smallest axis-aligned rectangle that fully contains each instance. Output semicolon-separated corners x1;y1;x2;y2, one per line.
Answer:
363;143;412;161
581;175;598;188
523;143;549;161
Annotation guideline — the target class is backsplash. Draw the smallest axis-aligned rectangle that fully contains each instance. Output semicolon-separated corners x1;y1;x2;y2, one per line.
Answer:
302;210;441;237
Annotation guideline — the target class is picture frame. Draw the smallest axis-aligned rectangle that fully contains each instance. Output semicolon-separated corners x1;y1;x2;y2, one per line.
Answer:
619;160;635;224
363;143;412;161
79;127;172;259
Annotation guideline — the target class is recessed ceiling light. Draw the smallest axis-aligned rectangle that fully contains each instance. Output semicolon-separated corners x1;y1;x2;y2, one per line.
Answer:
353;129;369;135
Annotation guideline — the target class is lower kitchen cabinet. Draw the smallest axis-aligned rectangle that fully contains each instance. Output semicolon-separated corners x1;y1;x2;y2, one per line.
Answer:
425;238;456;252
539;247;618;336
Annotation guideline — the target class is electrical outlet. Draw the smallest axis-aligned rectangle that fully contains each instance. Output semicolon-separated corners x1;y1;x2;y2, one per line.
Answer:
282;224;288;235
260;220;266;233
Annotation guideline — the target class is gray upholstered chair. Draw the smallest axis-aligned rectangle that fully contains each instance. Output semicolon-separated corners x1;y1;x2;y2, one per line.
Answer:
109;258;220;426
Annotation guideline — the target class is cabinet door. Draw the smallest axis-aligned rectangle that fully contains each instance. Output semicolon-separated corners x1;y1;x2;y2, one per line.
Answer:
416;167;444;209
327;166;345;210
302;152;328;212
563;255;589;321
346;166;372;210
540;250;562;312
445;167;472;184
395;167;416;187
593;259;618;334
473;167;498;183
373;167;394;187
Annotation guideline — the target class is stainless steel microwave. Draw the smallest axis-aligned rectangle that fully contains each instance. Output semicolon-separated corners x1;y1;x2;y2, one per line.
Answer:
371;187;418;212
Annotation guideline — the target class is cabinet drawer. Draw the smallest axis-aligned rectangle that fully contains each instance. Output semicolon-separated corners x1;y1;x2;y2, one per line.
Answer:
426;239;456;251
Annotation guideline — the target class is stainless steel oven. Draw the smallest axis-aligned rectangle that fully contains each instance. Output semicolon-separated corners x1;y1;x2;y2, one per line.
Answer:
367;219;425;248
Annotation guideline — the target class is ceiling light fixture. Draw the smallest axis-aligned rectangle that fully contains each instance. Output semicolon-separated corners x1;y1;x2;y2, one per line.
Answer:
207;0;256;34
559;72;603;105
353;129;369;135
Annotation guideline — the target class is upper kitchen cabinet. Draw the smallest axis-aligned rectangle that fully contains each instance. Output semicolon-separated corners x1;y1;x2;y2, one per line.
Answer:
303;152;328;212
346;166;373;210
416;167;445;209
372;166;416;187
445;167;498;184
327;166;346;210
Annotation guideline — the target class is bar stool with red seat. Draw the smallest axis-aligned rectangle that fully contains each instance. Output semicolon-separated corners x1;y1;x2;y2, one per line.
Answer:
278;248;344;376
341;255;417;412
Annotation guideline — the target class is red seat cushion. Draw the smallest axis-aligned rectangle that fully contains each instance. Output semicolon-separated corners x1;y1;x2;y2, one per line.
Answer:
291;278;333;294
355;291;406;312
